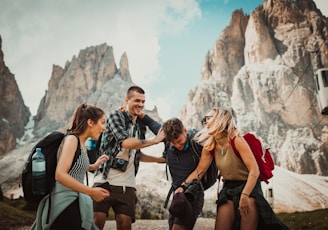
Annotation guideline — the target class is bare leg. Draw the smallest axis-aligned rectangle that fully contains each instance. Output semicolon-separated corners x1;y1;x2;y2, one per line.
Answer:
116;214;132;230
94;211;107;230
240;198;259;230
172;223;188;230
215;200;235;230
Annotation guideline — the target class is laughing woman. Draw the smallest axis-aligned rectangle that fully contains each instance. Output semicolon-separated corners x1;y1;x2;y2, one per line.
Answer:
184;108;288;230
31;104;110;230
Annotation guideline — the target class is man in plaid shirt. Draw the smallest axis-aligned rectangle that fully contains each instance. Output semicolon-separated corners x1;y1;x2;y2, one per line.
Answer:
93;86;165;230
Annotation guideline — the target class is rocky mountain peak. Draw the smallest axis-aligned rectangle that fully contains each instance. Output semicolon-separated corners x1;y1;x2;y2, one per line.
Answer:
180;0;328;175
0;36;31;155
118;52;131;81
33;43;134;137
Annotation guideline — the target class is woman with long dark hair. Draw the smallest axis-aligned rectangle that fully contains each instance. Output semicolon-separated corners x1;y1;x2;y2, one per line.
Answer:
32;103;110;230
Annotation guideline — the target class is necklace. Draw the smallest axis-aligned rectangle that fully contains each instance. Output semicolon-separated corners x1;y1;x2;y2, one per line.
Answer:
221;146;229;155
221;149;226;155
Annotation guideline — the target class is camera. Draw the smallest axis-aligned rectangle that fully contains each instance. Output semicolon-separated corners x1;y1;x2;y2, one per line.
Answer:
184;179;202;202
110;157;128;172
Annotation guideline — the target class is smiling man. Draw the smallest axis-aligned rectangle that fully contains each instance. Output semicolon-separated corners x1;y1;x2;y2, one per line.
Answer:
92;85;166;230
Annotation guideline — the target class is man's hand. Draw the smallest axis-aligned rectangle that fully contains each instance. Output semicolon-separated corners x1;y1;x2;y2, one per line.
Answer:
157;157;166;163
152;128;165;144
174;187;184;194
118;106;125;111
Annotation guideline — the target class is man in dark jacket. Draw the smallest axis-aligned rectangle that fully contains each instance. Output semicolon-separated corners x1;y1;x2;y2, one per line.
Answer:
163;118;204;230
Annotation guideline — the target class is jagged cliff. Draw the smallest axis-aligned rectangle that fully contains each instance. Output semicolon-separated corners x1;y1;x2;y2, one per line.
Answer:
0;36;30;156
33;43;159;137
179;0;328;175
1;0;328;213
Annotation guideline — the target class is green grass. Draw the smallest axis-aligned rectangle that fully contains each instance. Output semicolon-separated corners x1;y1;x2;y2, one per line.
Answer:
276;209;328;230
0;197;327;229
0;199;35;229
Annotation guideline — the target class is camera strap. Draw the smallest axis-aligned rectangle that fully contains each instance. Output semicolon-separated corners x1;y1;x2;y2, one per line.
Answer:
164;185;175;209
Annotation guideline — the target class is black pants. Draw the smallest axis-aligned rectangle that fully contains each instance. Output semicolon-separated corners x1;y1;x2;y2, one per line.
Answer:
51;198;82;230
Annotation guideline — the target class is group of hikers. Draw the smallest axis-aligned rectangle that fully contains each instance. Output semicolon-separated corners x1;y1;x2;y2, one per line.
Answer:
30;85;288;230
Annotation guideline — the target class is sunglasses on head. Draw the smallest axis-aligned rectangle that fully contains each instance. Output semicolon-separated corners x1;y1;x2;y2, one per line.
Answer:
201;115;213;124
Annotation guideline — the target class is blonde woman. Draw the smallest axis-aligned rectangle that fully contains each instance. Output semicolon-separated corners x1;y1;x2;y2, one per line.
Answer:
184;108;288;230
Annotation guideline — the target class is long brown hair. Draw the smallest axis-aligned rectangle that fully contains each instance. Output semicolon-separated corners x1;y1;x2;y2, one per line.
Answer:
67;103;105;135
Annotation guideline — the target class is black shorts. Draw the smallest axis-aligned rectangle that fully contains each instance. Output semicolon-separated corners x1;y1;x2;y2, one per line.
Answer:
51;198;81;230
93;183;137;223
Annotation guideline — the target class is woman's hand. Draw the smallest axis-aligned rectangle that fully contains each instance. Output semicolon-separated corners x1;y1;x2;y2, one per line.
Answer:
239;193;251;217
95;154;109;167
89;154;109;171
90;187;110;202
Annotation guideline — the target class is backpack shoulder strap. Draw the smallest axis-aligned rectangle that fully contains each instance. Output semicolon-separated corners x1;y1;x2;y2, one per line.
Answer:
230;135;240;157
162;142;176;209
188;129;202;159
209;149;215;157
72;135;82;163
162;141;172;180
190;140;201;159
164;185;175;209
57;134;81;162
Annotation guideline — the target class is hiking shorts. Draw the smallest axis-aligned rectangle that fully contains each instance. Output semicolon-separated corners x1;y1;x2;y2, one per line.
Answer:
93;183;137;223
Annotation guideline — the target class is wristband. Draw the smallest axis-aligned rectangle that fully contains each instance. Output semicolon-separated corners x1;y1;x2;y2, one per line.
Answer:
178;181;187;190
241;192;249;197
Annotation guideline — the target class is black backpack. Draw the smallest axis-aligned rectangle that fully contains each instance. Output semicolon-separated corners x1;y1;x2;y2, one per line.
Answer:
21;131;81;203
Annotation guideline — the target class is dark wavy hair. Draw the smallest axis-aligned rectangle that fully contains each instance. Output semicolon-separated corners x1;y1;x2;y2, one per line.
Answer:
162;118;184;142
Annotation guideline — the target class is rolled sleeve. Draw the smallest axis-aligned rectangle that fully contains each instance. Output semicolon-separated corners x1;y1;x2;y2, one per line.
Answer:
140;114;162;134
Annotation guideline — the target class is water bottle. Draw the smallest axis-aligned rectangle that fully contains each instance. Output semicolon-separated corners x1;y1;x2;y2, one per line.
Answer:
85;138;97;164
32;148;46;195
85;138;96;151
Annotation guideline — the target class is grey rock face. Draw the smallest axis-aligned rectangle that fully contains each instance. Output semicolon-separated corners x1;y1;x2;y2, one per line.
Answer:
0;36;31;155
179;0;328;175
33;44;134;137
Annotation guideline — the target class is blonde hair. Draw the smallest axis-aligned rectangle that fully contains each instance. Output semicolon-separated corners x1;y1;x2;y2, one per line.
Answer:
196;108;238;151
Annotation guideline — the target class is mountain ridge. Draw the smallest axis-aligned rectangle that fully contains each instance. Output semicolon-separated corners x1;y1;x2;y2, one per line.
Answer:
0;0;328;215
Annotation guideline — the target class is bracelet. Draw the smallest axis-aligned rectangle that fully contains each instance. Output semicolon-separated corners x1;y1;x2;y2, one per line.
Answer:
178;181;187;190
177;184;186;190
241;192;250;197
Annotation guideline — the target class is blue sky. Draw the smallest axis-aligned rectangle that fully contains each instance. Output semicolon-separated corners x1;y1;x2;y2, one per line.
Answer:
0;0;327;120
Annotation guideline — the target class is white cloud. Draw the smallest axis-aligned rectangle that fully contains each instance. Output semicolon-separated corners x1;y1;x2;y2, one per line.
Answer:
146;88;179;121
0;0;200;115
2;0;325;120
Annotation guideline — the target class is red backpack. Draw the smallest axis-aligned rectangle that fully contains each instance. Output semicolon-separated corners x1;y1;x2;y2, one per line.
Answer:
230;133;274;184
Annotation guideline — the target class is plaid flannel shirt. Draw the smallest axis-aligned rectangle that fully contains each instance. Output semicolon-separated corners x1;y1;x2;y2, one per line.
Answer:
96;110;160;179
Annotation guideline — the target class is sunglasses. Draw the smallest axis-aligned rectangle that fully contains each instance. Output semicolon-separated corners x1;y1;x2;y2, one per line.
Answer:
201;115;213;124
